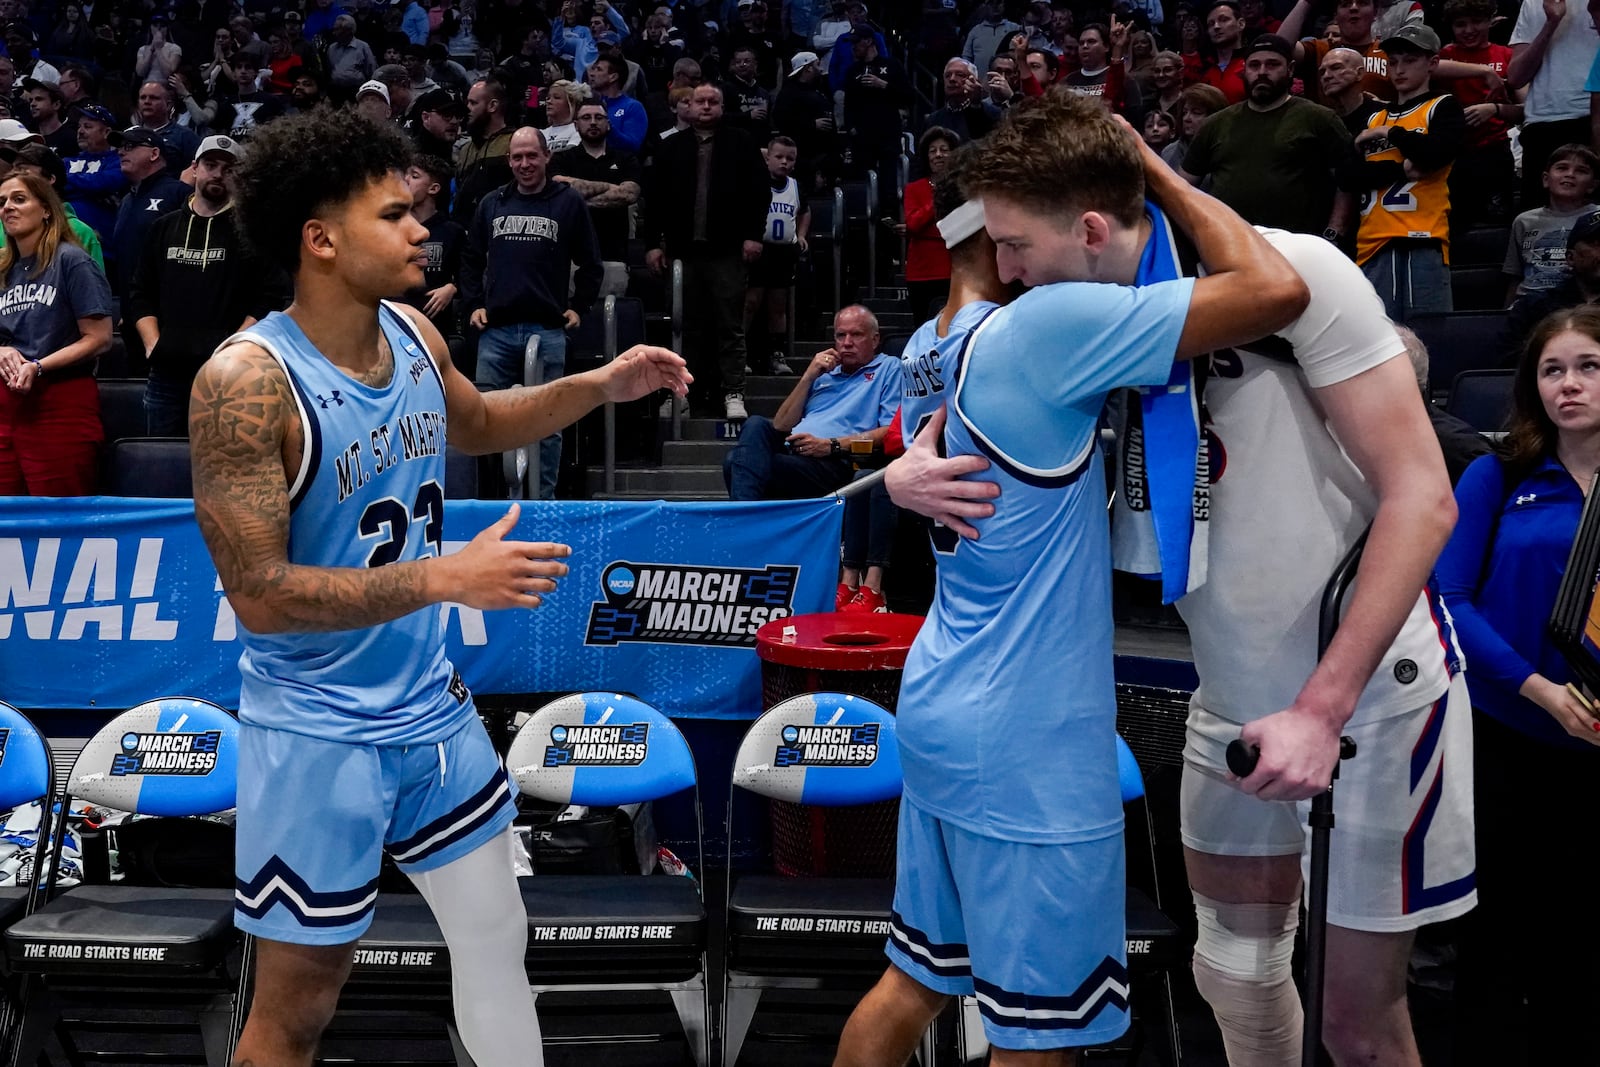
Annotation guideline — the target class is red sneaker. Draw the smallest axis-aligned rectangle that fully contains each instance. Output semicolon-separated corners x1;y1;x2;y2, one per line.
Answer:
842;587;886;613
835;582;858;611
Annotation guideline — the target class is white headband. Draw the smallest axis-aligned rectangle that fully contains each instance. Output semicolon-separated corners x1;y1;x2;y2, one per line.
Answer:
937;198;986;249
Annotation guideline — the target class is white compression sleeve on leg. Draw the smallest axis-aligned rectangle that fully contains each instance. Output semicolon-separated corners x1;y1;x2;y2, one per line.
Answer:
407;826;543;1067
1190;891;1302;1067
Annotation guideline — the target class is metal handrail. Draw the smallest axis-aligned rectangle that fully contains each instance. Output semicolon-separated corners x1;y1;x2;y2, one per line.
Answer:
503;332;542;499
671;258;685;441
602;294;619;498
829;186;844;312
833;466;886;499
865;170;879;297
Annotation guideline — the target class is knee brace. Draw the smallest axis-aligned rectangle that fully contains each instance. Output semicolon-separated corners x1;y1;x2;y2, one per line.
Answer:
1190;892;1302;1067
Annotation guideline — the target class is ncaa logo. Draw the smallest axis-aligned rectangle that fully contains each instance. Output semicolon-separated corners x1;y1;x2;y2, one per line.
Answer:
781;725;800;745
550;725;569;744
121;732;140;752
606;565;636;596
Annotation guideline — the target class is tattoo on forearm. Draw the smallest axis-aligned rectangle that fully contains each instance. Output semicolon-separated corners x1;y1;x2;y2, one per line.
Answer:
189;348;433;633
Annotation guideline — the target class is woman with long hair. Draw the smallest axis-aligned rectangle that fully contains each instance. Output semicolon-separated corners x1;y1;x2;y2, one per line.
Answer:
1436;305;1600;1064
0;173;114;495
899;126;959;325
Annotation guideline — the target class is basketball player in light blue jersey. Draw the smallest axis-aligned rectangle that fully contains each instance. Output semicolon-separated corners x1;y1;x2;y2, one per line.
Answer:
188;110;691;1067
834;95;1309;1066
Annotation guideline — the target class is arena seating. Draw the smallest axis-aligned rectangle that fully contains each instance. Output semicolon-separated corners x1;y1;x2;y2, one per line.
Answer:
104;437;193;498
1408;311;1511;400
1450;267;1508;313
3;698;244;1067
1452;228;1511;270
805;189;847;315
1446;369;1516;433
0;700;54;1046
722;693;910;1067
98;379;150;446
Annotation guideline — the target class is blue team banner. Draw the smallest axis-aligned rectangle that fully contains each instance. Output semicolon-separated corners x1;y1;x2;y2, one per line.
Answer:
0;496;843;719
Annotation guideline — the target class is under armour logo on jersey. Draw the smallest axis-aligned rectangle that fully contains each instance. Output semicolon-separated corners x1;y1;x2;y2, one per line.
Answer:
316;391;345;409
145;198;164;211
1516;493;1537;505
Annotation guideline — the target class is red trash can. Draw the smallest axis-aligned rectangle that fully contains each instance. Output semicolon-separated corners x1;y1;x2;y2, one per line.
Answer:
754;612;924;878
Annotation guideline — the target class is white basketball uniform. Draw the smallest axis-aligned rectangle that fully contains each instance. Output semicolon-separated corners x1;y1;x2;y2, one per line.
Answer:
765;176;802;246
1176;230;1476;932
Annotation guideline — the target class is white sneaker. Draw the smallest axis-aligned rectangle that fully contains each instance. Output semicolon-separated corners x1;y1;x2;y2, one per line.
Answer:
724;392;748;420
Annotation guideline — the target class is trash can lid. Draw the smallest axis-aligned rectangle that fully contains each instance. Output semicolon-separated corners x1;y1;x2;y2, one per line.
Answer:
755;612;925;670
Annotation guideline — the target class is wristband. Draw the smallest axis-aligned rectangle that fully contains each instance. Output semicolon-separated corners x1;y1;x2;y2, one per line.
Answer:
27;357;42;374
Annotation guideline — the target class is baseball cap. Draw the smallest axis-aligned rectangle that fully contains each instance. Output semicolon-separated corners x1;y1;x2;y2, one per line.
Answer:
73;103;116;126
1569;211;1600;249
356;79;390;104
196;134;243;161
0;118;42;145
20;75;62;96
1245;34;1294;62
789;50;820;75
109;126;163;150
416;87;466;116
1381;23;1440;54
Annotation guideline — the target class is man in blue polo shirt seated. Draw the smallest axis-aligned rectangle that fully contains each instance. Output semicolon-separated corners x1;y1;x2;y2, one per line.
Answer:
723;304;902;500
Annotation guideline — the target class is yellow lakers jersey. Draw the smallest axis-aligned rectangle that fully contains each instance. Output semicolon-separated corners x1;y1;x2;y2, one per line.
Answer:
1356;96;1453;266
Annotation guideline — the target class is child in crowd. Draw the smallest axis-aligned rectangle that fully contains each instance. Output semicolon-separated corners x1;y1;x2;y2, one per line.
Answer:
745;135;809;376
402;154;466;341
1142;108;1177;152
1504;144;1599;302
1438;0;1519;229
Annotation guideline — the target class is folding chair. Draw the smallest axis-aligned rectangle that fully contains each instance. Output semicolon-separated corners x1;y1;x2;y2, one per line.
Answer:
0;702;56;1062
722;692;929;1067
943;737;1184;1067
3;697;244;1067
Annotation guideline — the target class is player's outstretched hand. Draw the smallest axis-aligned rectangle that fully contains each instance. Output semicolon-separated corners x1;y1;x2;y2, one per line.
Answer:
601;345;693;403
445;504;572;610
1232;705;1342;802
884;404;998;539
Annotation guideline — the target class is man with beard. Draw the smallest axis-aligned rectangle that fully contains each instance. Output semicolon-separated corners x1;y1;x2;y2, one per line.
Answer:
921;57;1002;143
128;135;288;435
410;87;465;160
552;102;641;298
1180;35;1357;240
453;75;514;224
288;68;330;114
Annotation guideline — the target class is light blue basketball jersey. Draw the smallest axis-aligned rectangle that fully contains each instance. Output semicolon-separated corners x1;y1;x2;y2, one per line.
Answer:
899;300;1001;448
897;279;1193;844
233;301;474;746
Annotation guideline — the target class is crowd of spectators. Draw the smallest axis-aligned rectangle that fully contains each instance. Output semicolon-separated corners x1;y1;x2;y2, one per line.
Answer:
2;0;1600;501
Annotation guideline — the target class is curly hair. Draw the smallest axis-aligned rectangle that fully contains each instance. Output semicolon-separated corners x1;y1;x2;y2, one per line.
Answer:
232;108;415;274
960;90;1143;227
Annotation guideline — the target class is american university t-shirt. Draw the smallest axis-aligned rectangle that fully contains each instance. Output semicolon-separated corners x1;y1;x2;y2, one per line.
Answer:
231;301;476;746
1177;231;1462;727
0;245;113;363
898;278;1192;844
792;352;903;438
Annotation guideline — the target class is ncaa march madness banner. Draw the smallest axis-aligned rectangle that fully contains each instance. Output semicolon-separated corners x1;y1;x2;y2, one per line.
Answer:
0;496;843;718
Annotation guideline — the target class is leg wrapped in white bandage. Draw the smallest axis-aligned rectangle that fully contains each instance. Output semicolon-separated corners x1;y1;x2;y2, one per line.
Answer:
1190;892;1302;1067
408;827;544;1067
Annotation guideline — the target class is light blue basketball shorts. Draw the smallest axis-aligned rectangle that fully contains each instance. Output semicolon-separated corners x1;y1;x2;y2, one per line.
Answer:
234;714;518;945
884;795;1131;1050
